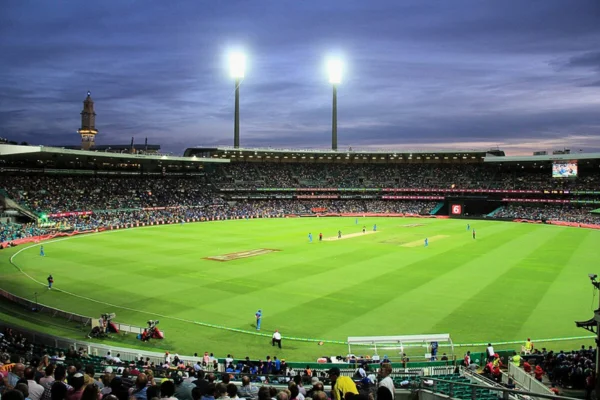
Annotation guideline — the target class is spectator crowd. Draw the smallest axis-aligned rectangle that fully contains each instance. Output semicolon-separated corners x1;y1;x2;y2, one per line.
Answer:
495;204;600;224
0;327;396;400
1;164;600;244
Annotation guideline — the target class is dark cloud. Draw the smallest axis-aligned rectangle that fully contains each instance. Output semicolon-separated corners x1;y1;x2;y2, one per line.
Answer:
564;51;600;71
1;0;600;155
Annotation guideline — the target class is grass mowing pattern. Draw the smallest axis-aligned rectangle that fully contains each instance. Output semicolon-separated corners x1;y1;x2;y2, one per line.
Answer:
0;217;596;359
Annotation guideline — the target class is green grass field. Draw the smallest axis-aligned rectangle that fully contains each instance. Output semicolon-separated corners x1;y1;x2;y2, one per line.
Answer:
0;217;597;360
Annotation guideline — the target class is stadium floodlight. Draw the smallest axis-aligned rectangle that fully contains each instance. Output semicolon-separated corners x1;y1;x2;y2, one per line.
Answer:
327;58;343;151
229;52;246;79
229;52;246;148
328;59;343;84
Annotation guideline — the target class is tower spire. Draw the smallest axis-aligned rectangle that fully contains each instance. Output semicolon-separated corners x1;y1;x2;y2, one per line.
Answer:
78;91;98;150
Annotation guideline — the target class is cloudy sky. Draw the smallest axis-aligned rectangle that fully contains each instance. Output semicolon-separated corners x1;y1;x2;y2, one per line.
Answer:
1;0;600;155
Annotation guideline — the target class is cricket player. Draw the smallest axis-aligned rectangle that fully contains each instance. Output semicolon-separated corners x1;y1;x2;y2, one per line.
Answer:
308;233;313;243
40;246;45;257
338;230;342;239
355;218;358;225
319;232;323;241
467;224;470;231
424;238;428;247
47;274;53;289
362;226;366;233
255;309;262;330
472;229;476;239
373;224;377;231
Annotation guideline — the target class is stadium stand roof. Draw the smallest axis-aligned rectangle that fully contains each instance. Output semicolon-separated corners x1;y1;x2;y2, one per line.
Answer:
0;144;229;170
184;146;505;163
59;144;162;152
484;152;600;163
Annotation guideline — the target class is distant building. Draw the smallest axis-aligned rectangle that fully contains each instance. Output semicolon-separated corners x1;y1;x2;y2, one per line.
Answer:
67;91;160;154
552;149;571;155
77;91;98;150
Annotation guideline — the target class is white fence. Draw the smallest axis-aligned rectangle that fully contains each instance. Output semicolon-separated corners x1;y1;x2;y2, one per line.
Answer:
508;363;554;396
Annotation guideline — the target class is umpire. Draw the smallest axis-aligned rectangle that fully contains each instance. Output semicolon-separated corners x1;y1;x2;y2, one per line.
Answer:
272;330;282;348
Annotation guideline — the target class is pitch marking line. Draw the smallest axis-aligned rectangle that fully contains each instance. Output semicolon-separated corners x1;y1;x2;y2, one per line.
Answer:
401;234;449;247
205;248;280;262
322;231;379;241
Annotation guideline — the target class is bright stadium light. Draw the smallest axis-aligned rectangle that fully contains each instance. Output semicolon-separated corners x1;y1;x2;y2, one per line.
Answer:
327;58;343;151
228;51;246;148
328;59;343;84
229;52;246;79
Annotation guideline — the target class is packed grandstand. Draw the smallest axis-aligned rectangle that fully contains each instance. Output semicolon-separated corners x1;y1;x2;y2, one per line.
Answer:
1;146;600;244
0;144;599;399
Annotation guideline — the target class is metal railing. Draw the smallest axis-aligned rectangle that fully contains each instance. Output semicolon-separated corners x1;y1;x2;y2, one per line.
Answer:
421;377;572;400
507;363;554;396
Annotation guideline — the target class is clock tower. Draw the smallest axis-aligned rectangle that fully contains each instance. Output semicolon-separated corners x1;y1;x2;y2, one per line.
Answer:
77;91;98;150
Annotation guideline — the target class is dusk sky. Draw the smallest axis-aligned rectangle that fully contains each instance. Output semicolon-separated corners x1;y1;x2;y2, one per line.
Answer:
1;0;600;155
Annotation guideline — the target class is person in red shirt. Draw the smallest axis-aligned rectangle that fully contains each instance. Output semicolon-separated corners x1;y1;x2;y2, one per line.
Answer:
534;365;544;382
492;366;502;383
464;351;471;366
523;361;532;373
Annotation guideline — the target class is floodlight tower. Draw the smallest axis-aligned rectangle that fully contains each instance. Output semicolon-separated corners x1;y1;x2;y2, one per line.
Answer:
328;59;342;151
229;52;246;149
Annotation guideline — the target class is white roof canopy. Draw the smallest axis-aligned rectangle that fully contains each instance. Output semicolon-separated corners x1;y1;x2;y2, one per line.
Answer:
347;334;454;357
348;334;451;345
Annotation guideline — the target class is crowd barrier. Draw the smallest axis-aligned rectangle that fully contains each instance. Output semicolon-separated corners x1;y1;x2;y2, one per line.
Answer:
0;228;101;248
421;376;577;400
0;288;92;326
0;288;145;335
507;363;555;397
513;219;600;230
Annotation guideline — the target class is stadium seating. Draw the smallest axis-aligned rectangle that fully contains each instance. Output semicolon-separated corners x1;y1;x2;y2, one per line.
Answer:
1;161;600;244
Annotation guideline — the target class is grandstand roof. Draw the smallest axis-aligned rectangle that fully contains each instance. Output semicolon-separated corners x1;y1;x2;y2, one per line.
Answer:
0;144;229;168
184;146;504;163
484;152;600;163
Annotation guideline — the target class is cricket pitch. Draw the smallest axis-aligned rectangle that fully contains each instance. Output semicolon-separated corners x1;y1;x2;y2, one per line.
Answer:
205;248;280;261
323;231;379;241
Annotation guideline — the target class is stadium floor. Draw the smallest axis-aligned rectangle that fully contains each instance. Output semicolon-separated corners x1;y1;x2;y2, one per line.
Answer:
0;217;596;359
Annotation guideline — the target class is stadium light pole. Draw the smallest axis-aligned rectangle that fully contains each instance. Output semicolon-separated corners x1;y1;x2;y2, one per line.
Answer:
229;52;246;149
328;59;342;151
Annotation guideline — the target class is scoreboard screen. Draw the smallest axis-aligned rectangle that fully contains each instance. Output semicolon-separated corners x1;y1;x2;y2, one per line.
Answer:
552;162;577;178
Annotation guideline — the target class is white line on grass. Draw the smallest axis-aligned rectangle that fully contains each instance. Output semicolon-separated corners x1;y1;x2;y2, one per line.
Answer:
7;225;340;343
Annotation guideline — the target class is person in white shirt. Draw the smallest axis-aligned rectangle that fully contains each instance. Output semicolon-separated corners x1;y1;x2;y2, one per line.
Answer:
165;352;171;365
105;351;113;362
112;353;122;364
272;330;282;349
356;365;366;379
225;354;234;366
486;343;495;362
377;363;395;398
25;367;45;400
